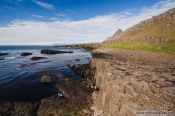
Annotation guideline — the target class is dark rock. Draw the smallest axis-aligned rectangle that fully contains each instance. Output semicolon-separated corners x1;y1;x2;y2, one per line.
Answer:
20;52;32;56
31;57;46;61
0;101;14;116
0;101;39;116
69;63;98;91
13;102;37;116
57;86;71;99
75;59;80;61
41;49;73;55
0;52;9;56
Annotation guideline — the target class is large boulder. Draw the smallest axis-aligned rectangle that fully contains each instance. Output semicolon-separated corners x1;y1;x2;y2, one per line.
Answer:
41;49;73;55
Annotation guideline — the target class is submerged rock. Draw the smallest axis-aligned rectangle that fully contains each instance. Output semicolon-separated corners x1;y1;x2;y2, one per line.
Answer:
37;79;93;116
41;49;73;55
31;57;46;61
0;101;39;116
39;72;58;83
20;52;32;56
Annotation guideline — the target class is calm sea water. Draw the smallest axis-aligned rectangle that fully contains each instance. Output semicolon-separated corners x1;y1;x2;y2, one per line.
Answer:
0;46;91;101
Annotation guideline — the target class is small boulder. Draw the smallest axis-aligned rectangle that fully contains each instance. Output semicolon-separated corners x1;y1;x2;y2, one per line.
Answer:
41;49;73;55
41;75;52;83
31;57;46;61
40;72;57;83
20;52;32;56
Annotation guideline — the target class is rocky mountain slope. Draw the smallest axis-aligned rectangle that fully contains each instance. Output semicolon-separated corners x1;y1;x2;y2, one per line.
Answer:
104;8;175;53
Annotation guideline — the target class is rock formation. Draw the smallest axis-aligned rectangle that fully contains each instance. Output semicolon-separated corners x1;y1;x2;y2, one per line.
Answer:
90;48;175;116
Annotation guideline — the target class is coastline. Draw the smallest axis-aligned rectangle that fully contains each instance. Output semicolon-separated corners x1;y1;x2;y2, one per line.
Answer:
90;48;175;116
1;46;175;116
0;47;94;116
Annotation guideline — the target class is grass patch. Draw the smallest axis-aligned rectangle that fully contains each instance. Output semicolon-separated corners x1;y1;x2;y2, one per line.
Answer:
106;42;175;54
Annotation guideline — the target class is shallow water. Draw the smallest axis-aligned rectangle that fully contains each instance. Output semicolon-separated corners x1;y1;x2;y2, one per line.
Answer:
0;46;91;101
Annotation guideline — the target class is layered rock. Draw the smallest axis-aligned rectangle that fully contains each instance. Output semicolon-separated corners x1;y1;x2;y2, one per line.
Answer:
91;48;175;116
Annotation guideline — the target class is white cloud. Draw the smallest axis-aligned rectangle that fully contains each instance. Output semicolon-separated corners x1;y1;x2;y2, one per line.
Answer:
32;14;44;18
0;0;175;45
33;0;54;10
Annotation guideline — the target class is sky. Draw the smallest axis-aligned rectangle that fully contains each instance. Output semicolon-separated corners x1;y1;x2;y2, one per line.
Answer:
0;0;175;45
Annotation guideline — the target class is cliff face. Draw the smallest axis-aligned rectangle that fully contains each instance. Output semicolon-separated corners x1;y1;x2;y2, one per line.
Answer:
91;49;175;116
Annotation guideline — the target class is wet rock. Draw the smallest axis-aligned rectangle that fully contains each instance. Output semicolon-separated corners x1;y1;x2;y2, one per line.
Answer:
31;56;46;61
41;75;52;83
37;79;93;116
68;63;98;91
75;59;80;61
0;101;13;116
41;49;73;55
0;52;9;56
20;52;32;56
39;72;58;83
0;101;39;116
13;102;37;116
57;86;71;99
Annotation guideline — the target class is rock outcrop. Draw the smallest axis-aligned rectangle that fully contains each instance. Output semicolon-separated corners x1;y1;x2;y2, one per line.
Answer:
90;48;175;116
20;52;32;56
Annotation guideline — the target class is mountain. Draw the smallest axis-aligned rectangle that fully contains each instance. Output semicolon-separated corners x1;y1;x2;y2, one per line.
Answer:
106;29;123;41
104;8;175;53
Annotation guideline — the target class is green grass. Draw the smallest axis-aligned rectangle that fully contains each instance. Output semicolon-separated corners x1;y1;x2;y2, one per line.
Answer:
104;10;175;54
106;42;175;54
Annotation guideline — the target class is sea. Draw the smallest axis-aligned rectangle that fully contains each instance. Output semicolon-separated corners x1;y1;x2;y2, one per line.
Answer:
0;46;91;101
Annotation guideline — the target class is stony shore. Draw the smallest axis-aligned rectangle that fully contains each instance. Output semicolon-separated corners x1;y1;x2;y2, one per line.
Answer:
90;48;175;116
0;48;175;116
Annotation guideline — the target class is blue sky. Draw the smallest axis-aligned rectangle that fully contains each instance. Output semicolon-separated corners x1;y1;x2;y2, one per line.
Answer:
0;0;158;25
0;0;175;45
